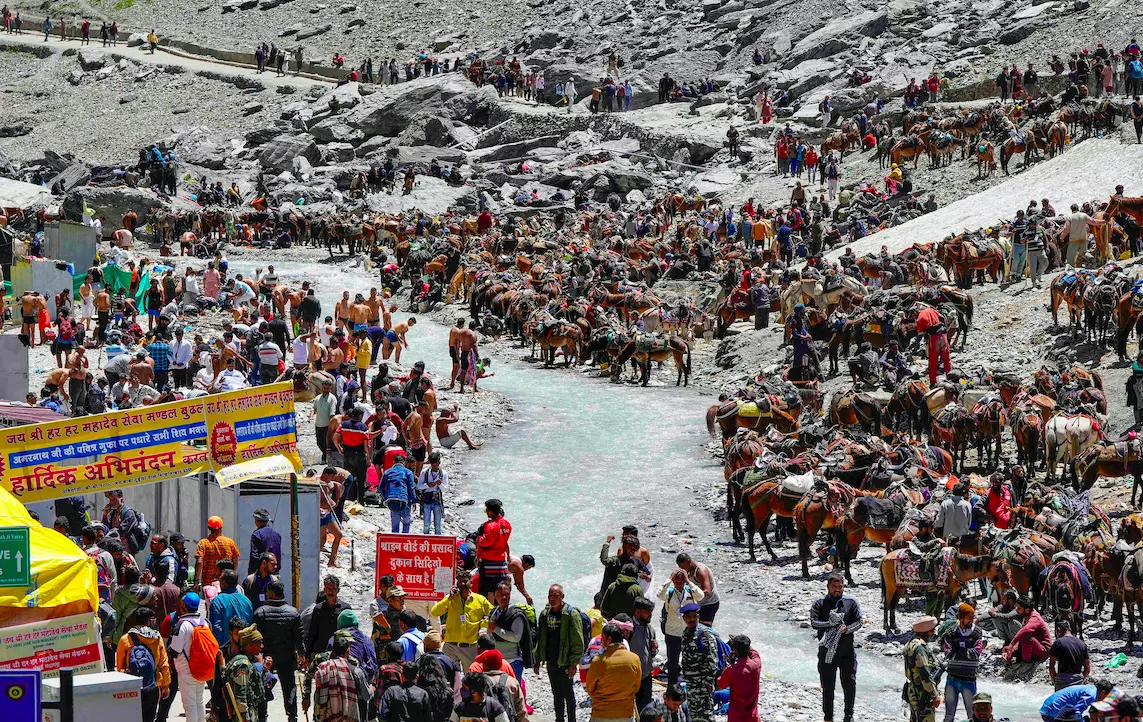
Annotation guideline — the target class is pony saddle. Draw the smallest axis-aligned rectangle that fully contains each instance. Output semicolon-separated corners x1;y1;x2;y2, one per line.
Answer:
636;333;670;353
857;495;905;530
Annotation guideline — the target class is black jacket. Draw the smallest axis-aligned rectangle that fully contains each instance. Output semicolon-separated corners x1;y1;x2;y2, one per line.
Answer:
380;681;432;722
253;599;304;663
307;598;351;656
810;594;863;660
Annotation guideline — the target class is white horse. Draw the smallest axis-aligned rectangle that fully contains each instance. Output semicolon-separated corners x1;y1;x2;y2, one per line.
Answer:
1043;413;1102;482
780;274;867;320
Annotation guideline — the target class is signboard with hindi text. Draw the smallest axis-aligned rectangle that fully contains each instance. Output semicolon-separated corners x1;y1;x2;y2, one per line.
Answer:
0;384;302;504
374;533;457;601
0;527;30;587
0;613;103;676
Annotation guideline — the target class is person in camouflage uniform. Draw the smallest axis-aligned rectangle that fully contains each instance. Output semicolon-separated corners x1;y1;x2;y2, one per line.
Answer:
223;626;267;722
903;616;942;722
680;603;719;722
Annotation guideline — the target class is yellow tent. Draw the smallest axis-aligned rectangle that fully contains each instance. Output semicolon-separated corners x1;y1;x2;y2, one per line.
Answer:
0;486;99;625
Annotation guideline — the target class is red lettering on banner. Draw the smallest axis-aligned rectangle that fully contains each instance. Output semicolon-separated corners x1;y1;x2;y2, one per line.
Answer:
374;533;457;601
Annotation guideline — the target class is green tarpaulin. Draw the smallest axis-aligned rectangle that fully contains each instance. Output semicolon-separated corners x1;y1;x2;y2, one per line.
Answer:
101;264;151;308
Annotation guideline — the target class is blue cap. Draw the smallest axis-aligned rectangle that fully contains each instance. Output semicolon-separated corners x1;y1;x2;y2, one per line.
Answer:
679;602;702;614
182;592;201;611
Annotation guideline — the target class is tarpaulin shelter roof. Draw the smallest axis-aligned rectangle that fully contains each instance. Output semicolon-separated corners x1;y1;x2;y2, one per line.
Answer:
0;178;52;211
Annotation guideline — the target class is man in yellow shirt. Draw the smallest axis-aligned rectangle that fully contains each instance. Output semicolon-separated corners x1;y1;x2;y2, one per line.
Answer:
353;330;372;388
429;569;491;669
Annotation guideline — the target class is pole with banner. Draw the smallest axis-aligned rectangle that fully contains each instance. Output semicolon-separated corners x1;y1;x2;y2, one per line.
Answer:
290;473;300;610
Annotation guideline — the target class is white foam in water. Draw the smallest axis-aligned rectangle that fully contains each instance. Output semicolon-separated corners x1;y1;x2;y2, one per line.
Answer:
235;258;1051;718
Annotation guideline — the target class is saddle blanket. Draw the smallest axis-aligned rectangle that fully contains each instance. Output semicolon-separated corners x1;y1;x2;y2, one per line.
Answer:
895;548;952;588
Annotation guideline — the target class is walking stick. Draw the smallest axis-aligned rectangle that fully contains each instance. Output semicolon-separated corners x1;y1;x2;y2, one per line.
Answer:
224;680;247;722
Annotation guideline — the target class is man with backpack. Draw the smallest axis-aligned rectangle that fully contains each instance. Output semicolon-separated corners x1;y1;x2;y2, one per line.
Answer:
103;490;147;554
600;564;643;620
475;649;527;722
210;569;254;646
116;606;170;722
171;592;219;722
487;579;532;680
533;584;585;722
679;603;719;722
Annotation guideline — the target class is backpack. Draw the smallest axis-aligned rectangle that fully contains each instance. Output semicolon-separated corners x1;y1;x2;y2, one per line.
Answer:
126;509;150;555
503;604;536;668
186;620;220;682
491;674;518;722
696;626;733;673
127;633;158;689
88;548;113;601
566;606;592;650
659;588;675;634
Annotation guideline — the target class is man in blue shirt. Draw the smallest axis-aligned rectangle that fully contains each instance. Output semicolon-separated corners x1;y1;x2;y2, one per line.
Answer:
248;508;282;575
381;454;416;533
1040;679;1113;721
210;568;254;645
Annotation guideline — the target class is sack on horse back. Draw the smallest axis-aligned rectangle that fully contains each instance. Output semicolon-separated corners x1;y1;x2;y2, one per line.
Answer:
780;471;816;497
636;333;670;353
856;495;905;530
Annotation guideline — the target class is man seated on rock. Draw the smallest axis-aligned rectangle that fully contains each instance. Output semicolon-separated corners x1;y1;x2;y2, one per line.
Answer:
1001;596;1051;672
981;589;1022;644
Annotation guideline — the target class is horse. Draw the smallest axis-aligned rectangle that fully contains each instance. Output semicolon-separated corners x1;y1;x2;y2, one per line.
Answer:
972;396;1007;471
1043;413;1102;484
705;397;800;441
1043;558;1087;637
1083;279;1118;346
793;481;859;579
885;379;930;439
722;429;767;481
1010;404;1044;480
879;547;998;631
537;322;581;368
999;133;1046;175
1075;439;1143;501
890;136;925;169
741;478;810;561
829;389;883;435
974;140;997;178
615;334;691;386
930;404;974;474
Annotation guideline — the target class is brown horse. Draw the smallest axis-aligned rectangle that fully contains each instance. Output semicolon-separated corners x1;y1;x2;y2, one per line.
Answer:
1051;271;1088;334
794;481;860;578
885;380;930;439
722;429;767;481
537;322;581;367
880;547;998;631
615;335;691;386
1010;404;1044;480
930;403;974;474
890;136;925;168
829;389;883;435
741;478;809;561
705;397;800;441
939;237;1004;286
1075;440;1143;501
999;133;1047;174
971;396;1007;470
714;290;756;336
975;140;997;178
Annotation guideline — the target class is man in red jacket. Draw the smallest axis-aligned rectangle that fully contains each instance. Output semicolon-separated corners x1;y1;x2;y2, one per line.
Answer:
477;210;494;234
984;473;1013;528
717;635;761;722
916;306;951;385
476;498;512;596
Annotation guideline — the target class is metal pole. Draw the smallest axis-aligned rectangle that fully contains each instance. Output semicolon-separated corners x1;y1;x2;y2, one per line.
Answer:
290;473;300;609
40;668;75;722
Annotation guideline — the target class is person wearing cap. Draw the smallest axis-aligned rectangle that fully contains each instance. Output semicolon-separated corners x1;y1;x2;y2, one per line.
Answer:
327;608;377;682
313;378;338;463
716;634;760;722
171;592;210;722
476;499;513;597
658;569;704;686
810;573;863;722
196;515;240;589
431;569;492;669
248;508;283;576
169;532;190;588
1002;597;1050;668
221;625;267;722
533;584;585;722
680;602;718;722
115;606;171;722
968;692;994;722
940;603;983;722
904;615;941;722
986;589;1022;644
422;628;461;691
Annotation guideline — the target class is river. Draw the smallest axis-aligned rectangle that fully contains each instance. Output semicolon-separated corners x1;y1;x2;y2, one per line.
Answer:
235;257;1051;720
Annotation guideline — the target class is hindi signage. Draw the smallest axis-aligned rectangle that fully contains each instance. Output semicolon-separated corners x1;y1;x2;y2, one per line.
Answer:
374;533;457;601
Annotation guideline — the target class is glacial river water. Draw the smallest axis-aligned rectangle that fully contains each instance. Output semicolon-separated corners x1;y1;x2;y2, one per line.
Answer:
238;258;1050;720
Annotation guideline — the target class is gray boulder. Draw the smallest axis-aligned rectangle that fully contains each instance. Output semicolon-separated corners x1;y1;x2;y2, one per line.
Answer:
78;48;108;71
321;142;357;162
258;134;321;172
78;186;164;222
127;32;147;47
469;135;560;163
309;118;365;144
782;11;887;67
296;23;332;40
346;75;474;136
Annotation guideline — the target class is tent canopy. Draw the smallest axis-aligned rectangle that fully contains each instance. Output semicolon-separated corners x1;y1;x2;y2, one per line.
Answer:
0;486;99;625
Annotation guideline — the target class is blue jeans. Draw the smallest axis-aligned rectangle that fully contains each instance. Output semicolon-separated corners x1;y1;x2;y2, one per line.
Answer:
335;474;354;521
389;503;412;533
510;658;524;686
422;502;443;534
943;676;976;722
1009;243;1026;280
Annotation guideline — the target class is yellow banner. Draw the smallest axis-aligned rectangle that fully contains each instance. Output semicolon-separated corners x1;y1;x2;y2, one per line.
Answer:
0;383;302;503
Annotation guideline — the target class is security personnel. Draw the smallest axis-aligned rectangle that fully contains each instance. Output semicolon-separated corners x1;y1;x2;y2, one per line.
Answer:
903;615;941;722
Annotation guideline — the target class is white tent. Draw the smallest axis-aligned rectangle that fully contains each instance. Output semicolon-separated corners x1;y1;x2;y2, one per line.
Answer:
0;178;52;211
